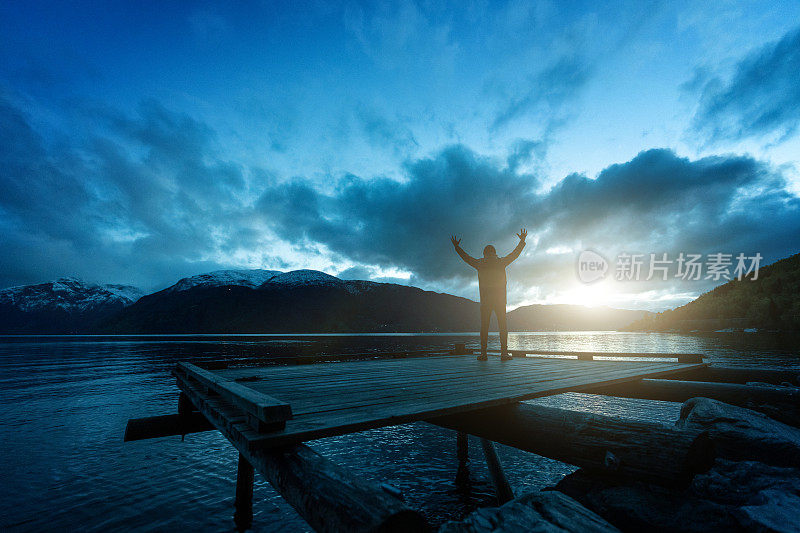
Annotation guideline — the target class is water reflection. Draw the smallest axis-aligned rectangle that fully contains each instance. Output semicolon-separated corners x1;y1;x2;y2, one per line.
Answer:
0;332;797;531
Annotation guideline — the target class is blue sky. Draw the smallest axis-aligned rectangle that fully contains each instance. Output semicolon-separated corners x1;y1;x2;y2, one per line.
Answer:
2;1;799;310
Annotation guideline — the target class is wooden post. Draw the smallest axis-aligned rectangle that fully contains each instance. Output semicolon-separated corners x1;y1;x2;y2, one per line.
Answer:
452;343;470;355
456;431;469;484
480;438;514;504
178;391;195;415
430;402;715;487
176;372;428;532
234;454;255;531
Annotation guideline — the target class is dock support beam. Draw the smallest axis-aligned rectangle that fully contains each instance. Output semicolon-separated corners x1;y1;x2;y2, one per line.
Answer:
123;413;214;442
234;454;255;531
480;438;514;504
456;431;469;484
178;391;194;415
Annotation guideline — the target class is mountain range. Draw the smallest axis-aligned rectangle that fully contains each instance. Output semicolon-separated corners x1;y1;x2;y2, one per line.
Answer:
0;269;650;334
0;278;143;334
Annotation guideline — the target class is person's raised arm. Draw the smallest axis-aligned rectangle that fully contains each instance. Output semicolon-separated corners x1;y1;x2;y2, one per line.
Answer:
502;228;527;266
451;236;480;269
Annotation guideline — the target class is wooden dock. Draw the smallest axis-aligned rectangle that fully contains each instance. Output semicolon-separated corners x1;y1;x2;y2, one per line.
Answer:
173;354;706;450
124;349;800;531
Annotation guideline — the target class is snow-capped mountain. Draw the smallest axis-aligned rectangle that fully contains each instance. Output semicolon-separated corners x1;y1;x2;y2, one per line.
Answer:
0;278;143;333
168;268;356;292
168;269;283;292
262;269;344;288
0;278;143;313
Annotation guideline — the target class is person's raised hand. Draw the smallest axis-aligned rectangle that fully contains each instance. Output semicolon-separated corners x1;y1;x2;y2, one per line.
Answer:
451;235;461;247
516;228;527;242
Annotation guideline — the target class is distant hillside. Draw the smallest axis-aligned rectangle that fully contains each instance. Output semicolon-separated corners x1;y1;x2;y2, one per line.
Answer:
627;253;800;332
508;304;650;331
0;278;142;334
99;271;480;333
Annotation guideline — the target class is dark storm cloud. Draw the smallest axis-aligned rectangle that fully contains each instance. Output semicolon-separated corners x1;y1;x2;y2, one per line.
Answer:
256;145;800;291
85;100;252;265
689;26;800;143
0;95;248;288
537;149;792;248
257;145;538;280
0;98;92;242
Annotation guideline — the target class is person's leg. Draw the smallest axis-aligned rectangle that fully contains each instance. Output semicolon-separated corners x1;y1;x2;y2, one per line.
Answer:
497;307;508;351
497;304;511;360
479;304;490;360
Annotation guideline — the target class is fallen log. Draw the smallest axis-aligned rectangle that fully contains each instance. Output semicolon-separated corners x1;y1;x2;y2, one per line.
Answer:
429;403;715;487
123;413;215;441
439;489;620;533
588;379;800;427
660;366;800;386
676;398;800;468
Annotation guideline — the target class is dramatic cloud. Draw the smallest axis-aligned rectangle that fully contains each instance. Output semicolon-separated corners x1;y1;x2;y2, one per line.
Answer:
0;96;259;289
689;25;800;143
536;149;797;255
256;145;538;281
3;90;799;309
254;143;800;305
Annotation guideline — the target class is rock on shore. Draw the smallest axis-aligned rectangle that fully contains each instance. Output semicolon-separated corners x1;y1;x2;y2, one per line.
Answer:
552;397;800;533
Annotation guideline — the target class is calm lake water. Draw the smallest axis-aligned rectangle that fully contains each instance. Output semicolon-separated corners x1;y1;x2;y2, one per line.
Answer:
1;332;798;532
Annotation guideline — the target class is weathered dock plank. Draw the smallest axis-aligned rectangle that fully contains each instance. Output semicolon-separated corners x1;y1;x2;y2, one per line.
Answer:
174;361;293;426
177;355;706;449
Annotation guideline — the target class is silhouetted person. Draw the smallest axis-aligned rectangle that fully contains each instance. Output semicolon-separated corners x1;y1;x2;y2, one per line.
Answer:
451;229;527;361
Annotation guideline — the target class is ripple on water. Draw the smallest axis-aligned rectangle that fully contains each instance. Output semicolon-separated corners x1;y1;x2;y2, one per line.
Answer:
0;332;797;531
